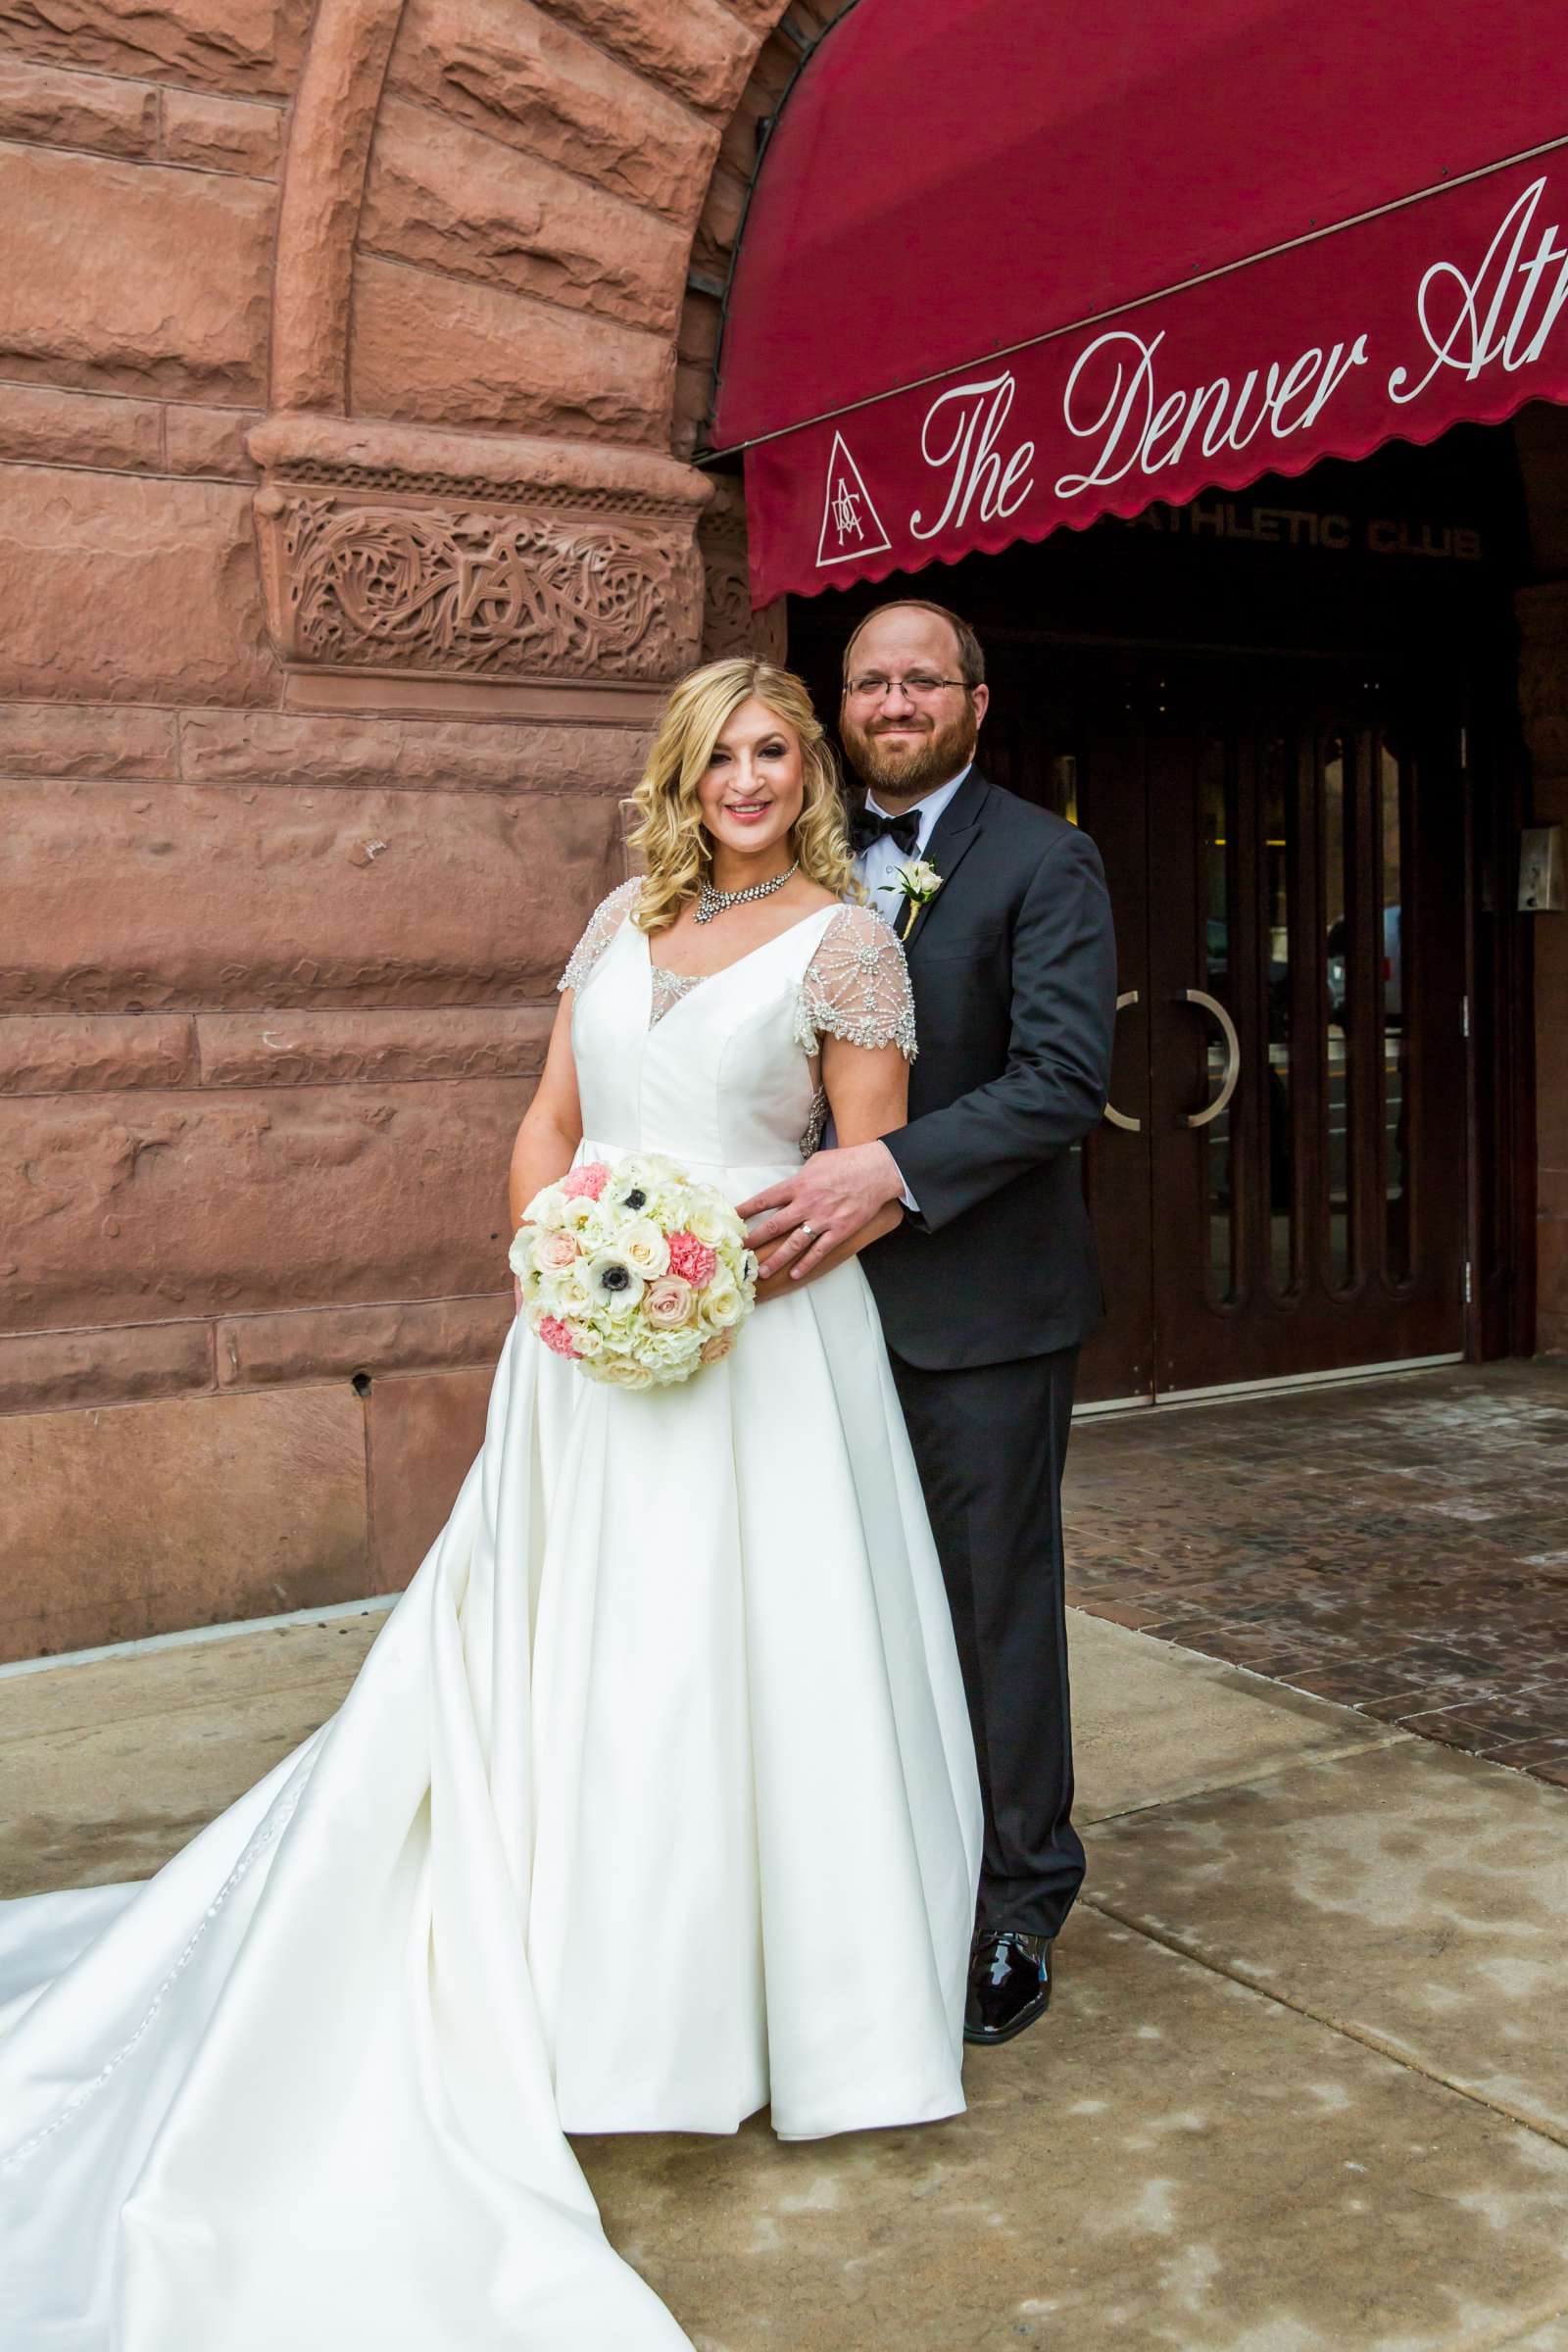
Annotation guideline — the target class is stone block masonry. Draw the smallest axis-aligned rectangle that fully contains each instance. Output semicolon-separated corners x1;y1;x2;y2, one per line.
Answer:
0;0;822;1657
0;691;640;1659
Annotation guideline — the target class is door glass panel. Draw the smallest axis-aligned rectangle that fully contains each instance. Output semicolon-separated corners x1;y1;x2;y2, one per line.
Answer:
1322;735;1353;1288
1200;733;1237;1304
1262;735;1296;1295
1381;739;1410;1282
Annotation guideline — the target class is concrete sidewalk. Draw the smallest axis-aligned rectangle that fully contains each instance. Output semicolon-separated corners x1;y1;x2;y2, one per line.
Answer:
3;1604;1566;2350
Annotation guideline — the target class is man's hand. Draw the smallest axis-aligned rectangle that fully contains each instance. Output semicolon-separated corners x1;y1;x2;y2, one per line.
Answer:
739;1141;905;1282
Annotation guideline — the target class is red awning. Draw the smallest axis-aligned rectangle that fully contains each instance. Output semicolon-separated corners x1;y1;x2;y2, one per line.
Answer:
710;0;1568;608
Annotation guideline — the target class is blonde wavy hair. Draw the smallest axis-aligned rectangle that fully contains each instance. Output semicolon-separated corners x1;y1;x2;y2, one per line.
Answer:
628;658;858;934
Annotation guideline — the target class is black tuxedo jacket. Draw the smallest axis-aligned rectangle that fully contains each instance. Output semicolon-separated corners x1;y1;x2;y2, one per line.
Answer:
860;769;1117;1371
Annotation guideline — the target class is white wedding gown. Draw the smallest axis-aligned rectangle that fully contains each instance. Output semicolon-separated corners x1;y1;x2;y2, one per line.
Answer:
0;887;984;2349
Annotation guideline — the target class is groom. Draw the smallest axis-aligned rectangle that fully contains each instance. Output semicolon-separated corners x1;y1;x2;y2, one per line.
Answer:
741;600;1116;2045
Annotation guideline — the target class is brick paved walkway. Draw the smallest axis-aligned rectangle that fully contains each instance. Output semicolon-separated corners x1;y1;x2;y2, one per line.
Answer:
1063;1359;1568;1787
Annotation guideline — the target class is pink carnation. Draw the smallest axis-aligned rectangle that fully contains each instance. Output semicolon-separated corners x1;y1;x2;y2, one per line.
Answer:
562;1161;610;1201
666;1230;718;1287
537;1314;580;1359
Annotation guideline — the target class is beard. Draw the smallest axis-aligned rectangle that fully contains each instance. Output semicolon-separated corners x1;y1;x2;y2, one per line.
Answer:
841;703;978;802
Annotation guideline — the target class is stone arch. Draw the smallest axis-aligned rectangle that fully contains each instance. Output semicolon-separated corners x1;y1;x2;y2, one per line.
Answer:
678;2;860;661
270;0;405;415
253;0;864;689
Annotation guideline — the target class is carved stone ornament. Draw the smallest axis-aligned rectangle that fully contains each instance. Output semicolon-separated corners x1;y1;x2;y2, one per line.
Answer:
249;415;712;709
700;476;787;664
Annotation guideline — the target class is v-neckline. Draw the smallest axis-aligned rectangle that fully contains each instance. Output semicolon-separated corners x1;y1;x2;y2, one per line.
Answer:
643;902;839;993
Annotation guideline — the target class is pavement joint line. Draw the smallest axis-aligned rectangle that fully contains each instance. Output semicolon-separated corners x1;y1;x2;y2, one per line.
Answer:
1445;2299;1568;2352
1084;1727;1417;1824
1070;1356;1466;1422
1079;1890;1568;2156
0;1593;400;1681
0;1669;369;1750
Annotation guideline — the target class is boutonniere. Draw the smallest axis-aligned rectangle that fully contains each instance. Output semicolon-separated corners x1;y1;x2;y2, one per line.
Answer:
894;858;943;942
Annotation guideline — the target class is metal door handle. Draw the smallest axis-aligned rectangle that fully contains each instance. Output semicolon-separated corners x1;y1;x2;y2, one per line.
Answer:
1104;989;1141;1132
1181;989;1240;1128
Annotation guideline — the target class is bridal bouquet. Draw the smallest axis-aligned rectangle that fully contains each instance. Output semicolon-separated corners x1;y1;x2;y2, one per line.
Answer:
510;1152;759;1389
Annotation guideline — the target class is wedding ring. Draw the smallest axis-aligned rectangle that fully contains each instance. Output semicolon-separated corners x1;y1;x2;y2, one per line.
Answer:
800;1221;816;1241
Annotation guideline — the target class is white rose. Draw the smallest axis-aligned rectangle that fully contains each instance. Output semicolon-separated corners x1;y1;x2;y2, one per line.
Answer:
532;1229;581;1274
618;1218;671;1280
552;1267;596;1321
686;1199;737;1248
596;1353;654;1391
702;1270;746;1329
530;1189;567;1233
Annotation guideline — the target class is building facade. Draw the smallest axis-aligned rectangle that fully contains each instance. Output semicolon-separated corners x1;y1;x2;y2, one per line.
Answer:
2;0;1565;1658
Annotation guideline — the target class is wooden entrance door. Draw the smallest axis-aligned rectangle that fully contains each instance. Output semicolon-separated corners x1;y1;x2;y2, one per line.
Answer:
983;642;1470;1401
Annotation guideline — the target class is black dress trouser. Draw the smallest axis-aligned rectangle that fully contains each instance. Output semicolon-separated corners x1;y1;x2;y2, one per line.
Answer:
889;1344;1084;1941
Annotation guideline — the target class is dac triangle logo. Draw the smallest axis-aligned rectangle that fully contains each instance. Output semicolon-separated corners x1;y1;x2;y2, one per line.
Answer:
815;430;892;568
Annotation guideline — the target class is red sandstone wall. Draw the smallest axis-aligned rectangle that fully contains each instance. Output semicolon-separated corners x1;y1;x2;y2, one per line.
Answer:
0;0;830;1659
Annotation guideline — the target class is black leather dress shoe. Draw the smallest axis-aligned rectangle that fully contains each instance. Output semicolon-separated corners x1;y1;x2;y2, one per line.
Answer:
963;1930;1054;2045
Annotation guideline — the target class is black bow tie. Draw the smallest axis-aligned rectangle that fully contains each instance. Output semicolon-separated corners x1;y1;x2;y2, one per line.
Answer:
850;807;921;858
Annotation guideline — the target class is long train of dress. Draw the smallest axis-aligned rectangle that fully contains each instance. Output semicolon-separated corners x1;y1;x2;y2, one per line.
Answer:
0;896;984;2347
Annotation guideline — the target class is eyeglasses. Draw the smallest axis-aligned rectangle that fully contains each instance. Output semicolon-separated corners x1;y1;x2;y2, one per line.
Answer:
844;671;970;704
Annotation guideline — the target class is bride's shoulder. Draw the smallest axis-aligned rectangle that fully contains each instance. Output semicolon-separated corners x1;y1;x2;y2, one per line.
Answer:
796;900;917;1058
593;873;645;925
558;875;643;996
820;897;897;947
813;897;914;972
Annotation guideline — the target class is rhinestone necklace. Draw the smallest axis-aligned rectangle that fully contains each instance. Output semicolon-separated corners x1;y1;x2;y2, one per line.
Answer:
695;858;800;924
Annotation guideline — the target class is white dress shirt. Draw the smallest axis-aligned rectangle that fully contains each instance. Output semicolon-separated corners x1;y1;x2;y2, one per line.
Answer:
854;763;972;927
838;763;972;1211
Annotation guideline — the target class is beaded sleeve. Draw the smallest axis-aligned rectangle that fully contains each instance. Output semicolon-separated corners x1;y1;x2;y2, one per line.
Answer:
794;904;918;1060
557;876;643;996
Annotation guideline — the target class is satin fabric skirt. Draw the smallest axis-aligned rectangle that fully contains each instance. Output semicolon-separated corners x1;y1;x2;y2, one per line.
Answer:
0;1248;982;2349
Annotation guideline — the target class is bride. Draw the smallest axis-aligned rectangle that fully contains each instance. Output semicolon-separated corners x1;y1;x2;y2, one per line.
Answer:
0;658;984;2349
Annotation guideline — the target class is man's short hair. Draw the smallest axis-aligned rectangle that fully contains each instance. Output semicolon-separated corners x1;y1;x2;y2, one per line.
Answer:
842;600;986;690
